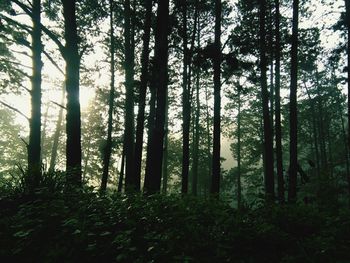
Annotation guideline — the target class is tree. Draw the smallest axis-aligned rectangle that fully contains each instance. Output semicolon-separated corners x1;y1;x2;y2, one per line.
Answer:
345;0;350;155
288;0;299;203
211;0;222;195
181;0;190;194
123;0;136;191
144;0;170;194
101;0;116;192
134;0;153;191
274;0;284;203
259;0;274;201
25;0;42;191
61;0;82;185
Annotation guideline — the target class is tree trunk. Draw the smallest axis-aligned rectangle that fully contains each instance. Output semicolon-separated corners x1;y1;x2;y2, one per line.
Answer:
118;144;126;193
345;0;350;159
162;93;169;194
49;89;65;173
205;84;211;195
101;0;116;192
192;51;200;196
144;0;169;194
27;0;42;191
274;0;284;203
211;0;221;195
288;0;299;203
124;0;136;191
260;0;274;201
62;0;82;185
237;88;242;209
181;0;190;194
134;0;152;191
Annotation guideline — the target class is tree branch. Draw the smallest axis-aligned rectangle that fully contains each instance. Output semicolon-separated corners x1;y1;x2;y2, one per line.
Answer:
0;100;29;121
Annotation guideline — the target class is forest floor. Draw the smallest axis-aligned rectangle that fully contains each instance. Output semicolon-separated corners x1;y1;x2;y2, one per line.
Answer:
0;187;350;262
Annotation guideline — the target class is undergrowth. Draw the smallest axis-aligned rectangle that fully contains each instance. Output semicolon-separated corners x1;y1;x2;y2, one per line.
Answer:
0;187;349;262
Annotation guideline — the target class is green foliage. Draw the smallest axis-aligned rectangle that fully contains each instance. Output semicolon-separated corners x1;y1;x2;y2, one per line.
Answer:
0;188;349;262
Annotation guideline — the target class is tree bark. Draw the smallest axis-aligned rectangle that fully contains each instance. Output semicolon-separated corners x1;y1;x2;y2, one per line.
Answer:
27;0;42;191
211;0;221;195
181;0;190;194
237;88;242;209
260;0;275;201
288;0;299;203
144;0;169;194
101;0;116;192
117;144;126;193
134;0;152;191
192;47;200;196
123;0;136;191
162;93;169;194
274;0;284;203
345;0;350;160
62;0;82;185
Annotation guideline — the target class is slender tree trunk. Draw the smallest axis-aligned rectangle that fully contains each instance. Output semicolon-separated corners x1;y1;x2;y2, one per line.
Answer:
144;0;169;194
40;104;50;167
101;0;116;192
345;0;350;158
260;0;274;201
340;104;350;206
181;0;190;194
162;94;169;194
27;0;42;191
192;51;200;196
288;0;299;203
123;0;135;191
205;84;211;195
237;88;242;209
274;0;284;203
118;144;126;192
211;0;221;195
134;0;152;191
62;0;82;185
49;89;65;173
144;82;156;186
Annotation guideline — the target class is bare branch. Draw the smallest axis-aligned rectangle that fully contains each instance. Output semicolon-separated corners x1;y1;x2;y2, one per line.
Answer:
42;49;64;75
51;100;66;110
0;100;29;121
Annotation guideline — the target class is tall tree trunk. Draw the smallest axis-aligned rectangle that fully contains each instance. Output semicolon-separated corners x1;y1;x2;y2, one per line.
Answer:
144;81;156;187
260;0;274;201
144;0;169;194
339;103;350;206
41;104;50;167
237;88;242;209
162;94;169;194
205;84;211;195
181;0;190;194
314;68;328;175
345;0;350;159
62;0;82;185
27;0;42;191
274;0;284;203
192;48;200;196
101;0;116;192
134;0;152;191
211;0;221;195
123;0;136;191
288;0;299;203
118;144;126;192
49;89;65;173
